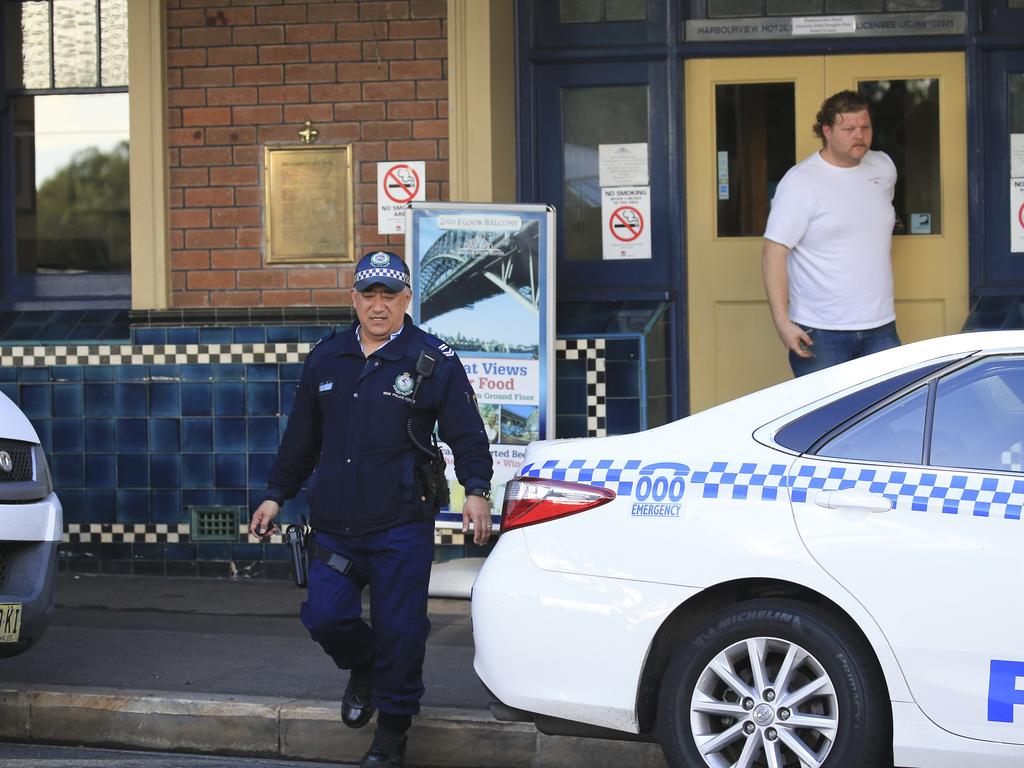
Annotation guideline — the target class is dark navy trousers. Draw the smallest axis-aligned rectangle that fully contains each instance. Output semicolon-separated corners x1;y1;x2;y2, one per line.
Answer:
300;521;434;715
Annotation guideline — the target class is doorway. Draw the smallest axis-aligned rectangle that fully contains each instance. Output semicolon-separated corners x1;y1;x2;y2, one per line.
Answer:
685;53;968;412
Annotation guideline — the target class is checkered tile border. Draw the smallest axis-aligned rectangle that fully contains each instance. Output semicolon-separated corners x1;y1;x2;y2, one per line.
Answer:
65;523;191;544
556;338;606;437
435;529;466;546
520;459;1024;520
1;343;310;368
63;523;288;545
241;524;287;545
64;522;465;546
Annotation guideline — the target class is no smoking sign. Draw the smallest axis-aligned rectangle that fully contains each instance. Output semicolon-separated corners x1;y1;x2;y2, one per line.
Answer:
378;161;426;234
601;186;651;260
609;205;644;242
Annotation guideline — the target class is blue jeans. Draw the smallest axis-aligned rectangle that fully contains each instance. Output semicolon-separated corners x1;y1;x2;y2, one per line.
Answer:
789;321;900;378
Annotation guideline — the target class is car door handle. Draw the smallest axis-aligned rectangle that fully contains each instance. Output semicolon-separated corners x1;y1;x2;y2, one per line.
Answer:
814;490;892;513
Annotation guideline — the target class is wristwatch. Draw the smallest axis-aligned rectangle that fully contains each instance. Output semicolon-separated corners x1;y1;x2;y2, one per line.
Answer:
466;487;491;501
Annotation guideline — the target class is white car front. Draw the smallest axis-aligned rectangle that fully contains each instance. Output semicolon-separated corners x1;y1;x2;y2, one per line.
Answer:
0;391;62;657
473;332;1024;768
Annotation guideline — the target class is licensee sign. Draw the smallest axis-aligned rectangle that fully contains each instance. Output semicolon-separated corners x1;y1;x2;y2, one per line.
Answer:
406;202;556;530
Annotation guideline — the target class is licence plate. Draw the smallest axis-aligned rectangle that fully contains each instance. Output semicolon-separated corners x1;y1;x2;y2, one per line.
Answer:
0;603;22;643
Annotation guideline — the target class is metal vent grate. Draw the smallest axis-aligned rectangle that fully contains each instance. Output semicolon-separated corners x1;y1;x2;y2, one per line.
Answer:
0;439;34;483
189;506;244;542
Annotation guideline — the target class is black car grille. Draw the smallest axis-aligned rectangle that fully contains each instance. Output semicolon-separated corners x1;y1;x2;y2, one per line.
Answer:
0;439;34;483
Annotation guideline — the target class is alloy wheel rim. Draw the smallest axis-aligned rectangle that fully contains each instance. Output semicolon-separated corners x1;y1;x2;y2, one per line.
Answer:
689;636;839;768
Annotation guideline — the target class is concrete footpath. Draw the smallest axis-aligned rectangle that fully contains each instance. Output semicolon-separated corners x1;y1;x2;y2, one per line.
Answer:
0;571;666;768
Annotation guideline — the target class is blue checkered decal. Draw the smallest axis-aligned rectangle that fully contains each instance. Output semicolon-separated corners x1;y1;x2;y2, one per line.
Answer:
691;462;790;502
354;267;410;286
521;459;645;497
518;460;1024;520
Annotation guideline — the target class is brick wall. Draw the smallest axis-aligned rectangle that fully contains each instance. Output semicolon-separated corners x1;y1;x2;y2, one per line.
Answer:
165;0;449;308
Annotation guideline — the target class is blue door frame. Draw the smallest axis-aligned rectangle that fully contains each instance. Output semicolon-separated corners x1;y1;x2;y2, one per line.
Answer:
532;60;677;301
524;57;688;420
974;50;1024;296
517;0;688;419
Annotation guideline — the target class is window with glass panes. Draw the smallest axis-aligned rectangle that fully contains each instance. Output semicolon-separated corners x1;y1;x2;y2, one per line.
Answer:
2;0;129;303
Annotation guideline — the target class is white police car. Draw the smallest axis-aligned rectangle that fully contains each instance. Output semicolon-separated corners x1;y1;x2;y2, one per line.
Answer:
0;390;62;657
473;331;1024;768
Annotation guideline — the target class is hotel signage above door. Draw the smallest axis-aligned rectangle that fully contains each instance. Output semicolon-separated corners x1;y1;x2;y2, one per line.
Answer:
685;12;965;41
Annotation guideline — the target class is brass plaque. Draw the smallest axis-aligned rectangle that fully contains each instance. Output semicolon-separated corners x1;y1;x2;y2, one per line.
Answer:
264;144;354;263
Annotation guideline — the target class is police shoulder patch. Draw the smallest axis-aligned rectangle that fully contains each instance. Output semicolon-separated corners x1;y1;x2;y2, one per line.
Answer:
424;333;455;358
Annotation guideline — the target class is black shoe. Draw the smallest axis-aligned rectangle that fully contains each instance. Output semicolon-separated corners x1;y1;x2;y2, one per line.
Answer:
341;665;375;729
359;727;407;767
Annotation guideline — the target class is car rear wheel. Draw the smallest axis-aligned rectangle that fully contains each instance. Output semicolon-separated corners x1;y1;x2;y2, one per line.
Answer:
657;599;889;768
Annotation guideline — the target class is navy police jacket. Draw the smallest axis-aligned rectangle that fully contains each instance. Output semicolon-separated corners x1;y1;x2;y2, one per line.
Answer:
265;316;493;536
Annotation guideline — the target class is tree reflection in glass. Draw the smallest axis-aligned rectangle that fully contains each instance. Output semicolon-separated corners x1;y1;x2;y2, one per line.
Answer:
14;93;130;275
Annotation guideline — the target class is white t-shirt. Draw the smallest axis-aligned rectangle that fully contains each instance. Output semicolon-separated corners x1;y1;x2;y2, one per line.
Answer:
764;149;897;330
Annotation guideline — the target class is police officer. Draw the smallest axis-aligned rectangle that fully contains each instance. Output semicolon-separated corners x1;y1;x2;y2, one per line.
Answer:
250;250;493;768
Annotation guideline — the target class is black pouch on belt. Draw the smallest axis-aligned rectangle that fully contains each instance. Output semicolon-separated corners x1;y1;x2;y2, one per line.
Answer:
312;542;369;588
429;439;450;508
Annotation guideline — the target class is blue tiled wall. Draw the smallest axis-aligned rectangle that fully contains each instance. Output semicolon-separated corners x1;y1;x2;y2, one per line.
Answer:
604;337;643;435
555;352;590;438
554;300;673;436
1;307;661;577
644;307;673;427
0;321;338;578
553;336;645;438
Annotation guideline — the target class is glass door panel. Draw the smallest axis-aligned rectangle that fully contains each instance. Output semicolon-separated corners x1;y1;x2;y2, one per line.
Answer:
562;85;649;261
829;53;967;351
1012;72;1024;128
714;82;795;238
861;78;941;236
534;60;671;295
559;0;647;22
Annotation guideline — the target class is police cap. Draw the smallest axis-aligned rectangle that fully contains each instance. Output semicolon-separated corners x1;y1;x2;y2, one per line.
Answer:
353;250;410;292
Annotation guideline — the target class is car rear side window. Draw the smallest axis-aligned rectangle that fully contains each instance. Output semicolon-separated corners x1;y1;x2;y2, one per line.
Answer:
816;385;929;464
801;354;1024;472
775;361;948;454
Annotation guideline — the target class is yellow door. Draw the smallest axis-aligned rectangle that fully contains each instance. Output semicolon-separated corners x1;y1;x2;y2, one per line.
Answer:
685;53;967;413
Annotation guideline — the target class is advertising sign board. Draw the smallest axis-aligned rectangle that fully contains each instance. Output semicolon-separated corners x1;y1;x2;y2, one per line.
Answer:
406;203;556;528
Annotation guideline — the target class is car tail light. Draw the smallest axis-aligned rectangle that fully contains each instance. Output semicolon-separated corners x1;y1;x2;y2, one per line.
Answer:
500;477;615;531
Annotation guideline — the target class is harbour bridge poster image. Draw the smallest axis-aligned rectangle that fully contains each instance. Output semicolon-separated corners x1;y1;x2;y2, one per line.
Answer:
406;202;556;530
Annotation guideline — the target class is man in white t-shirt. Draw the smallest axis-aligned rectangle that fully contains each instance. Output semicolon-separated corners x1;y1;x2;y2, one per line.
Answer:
762;89;900;377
